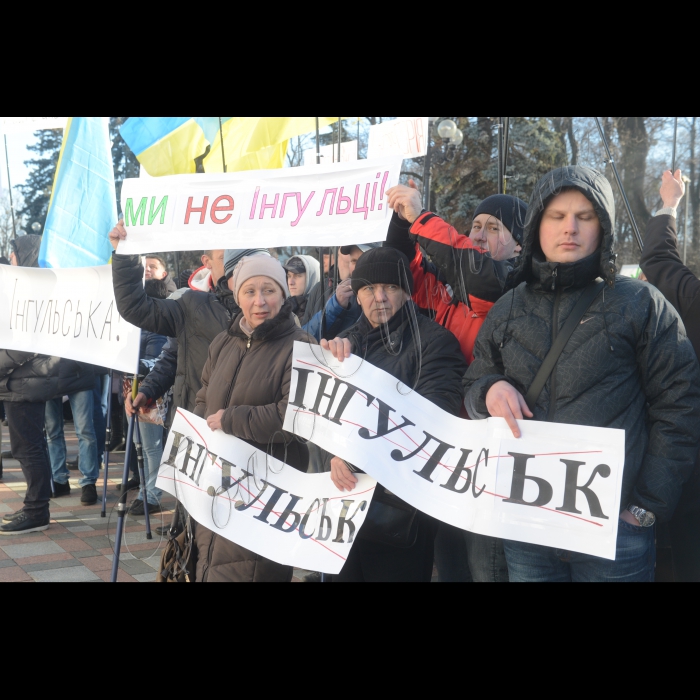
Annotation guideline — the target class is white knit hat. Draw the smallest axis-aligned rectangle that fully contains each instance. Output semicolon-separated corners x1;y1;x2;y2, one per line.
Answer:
231;256;289;302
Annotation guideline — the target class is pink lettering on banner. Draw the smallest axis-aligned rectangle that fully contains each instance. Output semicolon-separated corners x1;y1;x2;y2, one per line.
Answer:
415;118;426;155
280;192;298;218
336;187;352;215
185;196;209;225
249;186;261;219
259;193;279;219
210;195;234;224
316;189;337;217
291;192;315;227
378;171;388;210
352;183;370;220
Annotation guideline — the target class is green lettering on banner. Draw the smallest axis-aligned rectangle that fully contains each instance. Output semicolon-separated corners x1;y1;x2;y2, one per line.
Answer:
148;196;169;225
125;197;148;226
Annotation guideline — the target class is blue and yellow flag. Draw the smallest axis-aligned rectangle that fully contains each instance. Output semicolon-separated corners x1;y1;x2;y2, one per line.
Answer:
121;117;344;176
39;117;117;269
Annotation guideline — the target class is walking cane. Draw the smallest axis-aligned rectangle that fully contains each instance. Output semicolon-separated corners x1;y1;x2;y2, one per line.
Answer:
110;370;153;582
101;370;113;518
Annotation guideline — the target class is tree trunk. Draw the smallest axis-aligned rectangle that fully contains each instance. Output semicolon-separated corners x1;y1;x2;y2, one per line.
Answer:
614;117;652;233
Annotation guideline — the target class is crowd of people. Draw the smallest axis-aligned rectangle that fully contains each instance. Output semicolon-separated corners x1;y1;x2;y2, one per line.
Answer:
1;164;699;583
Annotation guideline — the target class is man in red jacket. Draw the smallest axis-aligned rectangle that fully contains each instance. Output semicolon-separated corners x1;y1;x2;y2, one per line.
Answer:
385;182;527;363
385;181;527;583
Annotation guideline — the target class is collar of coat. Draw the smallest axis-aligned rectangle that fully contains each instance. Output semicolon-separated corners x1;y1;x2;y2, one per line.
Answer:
529;249;602;291
227;298;298;342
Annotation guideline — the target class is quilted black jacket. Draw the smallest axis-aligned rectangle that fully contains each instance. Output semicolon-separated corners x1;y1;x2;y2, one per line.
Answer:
464;166;700;523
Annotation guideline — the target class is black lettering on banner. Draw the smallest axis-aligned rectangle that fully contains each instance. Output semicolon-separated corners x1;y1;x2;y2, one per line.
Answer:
33;300;44;332
270;493;304;533
87;301;101;338
332;500;367;544
472;448;488;498
388;432;454;483
25;299;34;332
251;482;288;524
358;397;414;440
16;299;27;331
40;300;52;333
234;471;270;513
556;460;611;519
288;368;314;408
101;301;113;340
74;301;83;337
310;372;374;425
53;300;61;335
62;300;72;336
317;498;333;541
503;452;553;508
440;449;474;494
299;498;321;540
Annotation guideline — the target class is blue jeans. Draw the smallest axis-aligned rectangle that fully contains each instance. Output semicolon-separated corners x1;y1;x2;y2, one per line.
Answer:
434;523;510;582
135;420;163;505
45;391;99;487
504;519;656;582
93;375;110;461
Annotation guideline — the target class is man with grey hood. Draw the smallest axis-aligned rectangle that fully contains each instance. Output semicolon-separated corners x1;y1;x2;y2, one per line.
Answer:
463;166;700;582
283;254;320;321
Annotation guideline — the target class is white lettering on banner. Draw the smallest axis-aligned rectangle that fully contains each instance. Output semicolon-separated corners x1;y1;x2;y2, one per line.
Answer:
283;343;626;560
157;410;377;574
367;118;429;160
0;265;141;373
117;157;403;254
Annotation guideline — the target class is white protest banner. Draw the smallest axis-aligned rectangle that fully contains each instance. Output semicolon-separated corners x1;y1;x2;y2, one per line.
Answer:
118;157;403;254
303;140;358;166
0;264;141;373
367;117;429;160
157;409;377;574
0;117;68;134
284;343;626;560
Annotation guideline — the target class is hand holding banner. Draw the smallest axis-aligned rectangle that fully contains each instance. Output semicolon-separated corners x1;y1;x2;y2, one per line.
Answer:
157;409;377;574
284;342;626;560
118;157;403;254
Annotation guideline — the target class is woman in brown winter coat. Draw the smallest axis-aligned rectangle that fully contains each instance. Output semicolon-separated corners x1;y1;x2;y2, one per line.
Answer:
193;255;316;582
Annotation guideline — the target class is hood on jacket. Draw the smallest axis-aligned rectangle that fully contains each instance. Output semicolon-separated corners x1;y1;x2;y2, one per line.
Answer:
509;166;618;290
189;266;213;292
293;254;320;298
11;234;42;268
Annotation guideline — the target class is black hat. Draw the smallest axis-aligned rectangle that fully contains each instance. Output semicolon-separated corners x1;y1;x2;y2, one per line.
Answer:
351;247;414;296
282;256;306;274
473;195;528;244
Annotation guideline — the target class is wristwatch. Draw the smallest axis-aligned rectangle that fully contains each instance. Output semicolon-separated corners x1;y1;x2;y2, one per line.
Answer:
627;505;656;527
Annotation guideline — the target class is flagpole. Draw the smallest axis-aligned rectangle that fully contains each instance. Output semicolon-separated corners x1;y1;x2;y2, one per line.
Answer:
502;117;510;194
671;117;678;174
218;117;227;173
3;134;17;238
315;117;321;165
594;117;644;252
337;117;341;163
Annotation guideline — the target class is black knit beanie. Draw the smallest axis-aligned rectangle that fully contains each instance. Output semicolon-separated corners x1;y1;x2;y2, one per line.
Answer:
351;247;414;295
473;194;528;244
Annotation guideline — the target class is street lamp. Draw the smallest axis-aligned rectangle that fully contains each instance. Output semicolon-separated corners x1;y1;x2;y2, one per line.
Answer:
31;222;41;234
422;118;465;210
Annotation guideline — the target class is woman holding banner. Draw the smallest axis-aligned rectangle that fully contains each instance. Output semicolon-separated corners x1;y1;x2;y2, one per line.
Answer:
194;255;316;582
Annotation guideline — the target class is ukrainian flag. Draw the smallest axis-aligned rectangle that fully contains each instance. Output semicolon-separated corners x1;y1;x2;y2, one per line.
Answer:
39;117;117;269
121;117;345;176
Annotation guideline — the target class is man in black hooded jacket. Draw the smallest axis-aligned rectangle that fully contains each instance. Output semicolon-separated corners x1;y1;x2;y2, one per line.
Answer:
0;235;95;534
464;166;700;582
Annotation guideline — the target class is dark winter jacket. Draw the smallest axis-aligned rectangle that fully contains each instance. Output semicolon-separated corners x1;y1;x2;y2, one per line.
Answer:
464;165;700;523
0;235;95;403
640;214;700;358
193;300;316;582
340;301;467;417
139;337;177;403
386;212;512;363
302;269;362;340
112;254;239;413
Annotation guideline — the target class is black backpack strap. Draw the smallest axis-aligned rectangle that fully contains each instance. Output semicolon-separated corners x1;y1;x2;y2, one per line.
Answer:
524;279;605;413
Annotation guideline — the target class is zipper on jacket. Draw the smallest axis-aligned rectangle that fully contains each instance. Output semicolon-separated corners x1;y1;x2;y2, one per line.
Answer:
550;267;558;291
548;287;562;421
